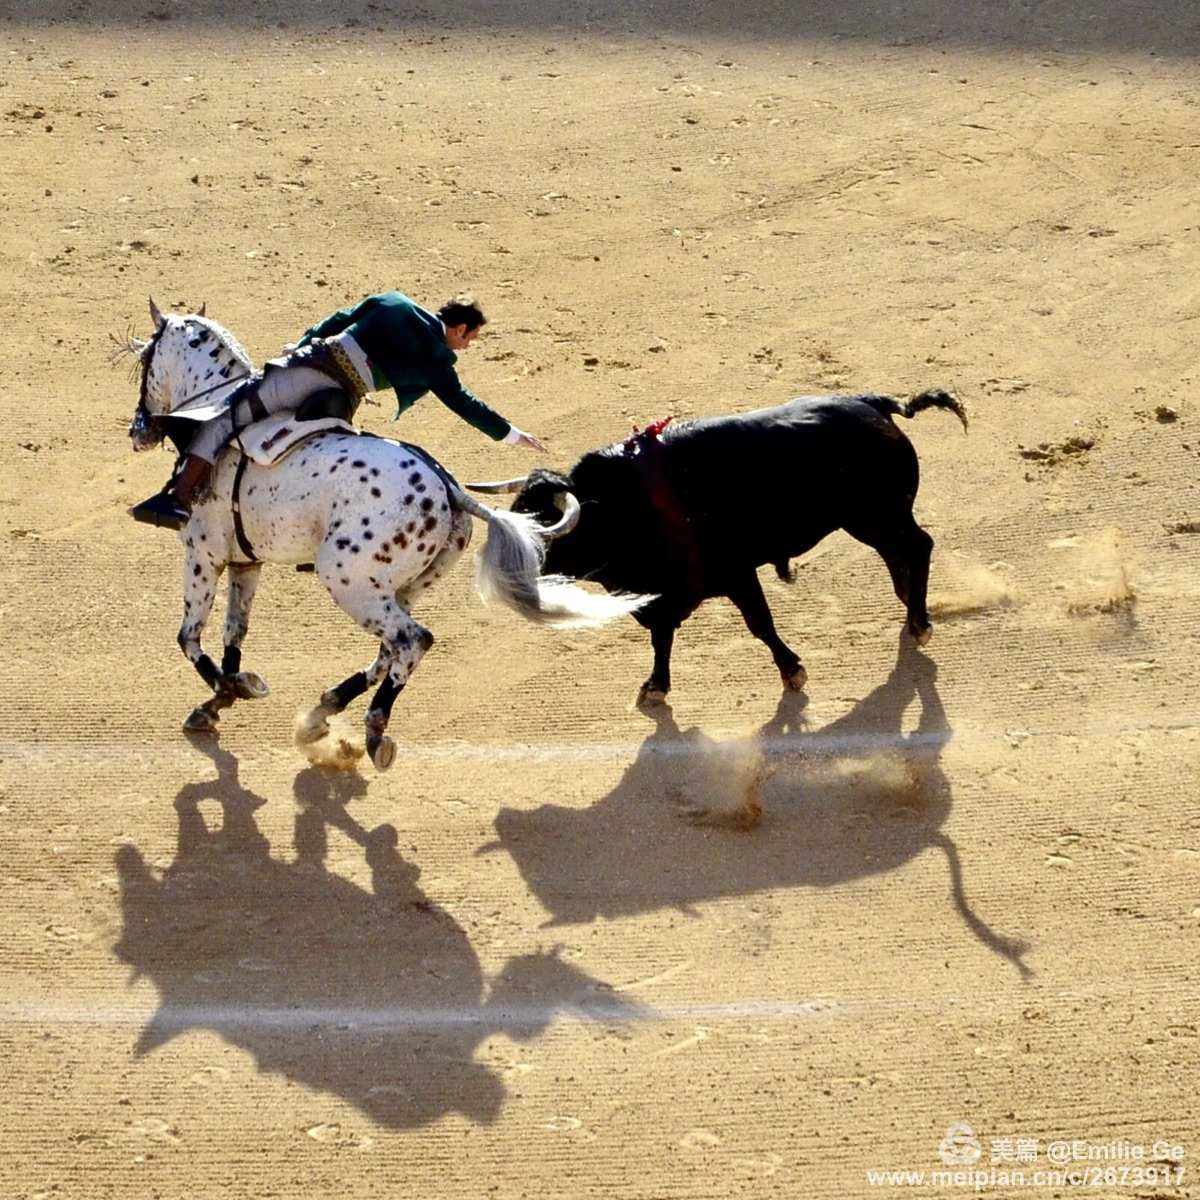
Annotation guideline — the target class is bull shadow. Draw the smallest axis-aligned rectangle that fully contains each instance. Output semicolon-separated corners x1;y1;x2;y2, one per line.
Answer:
485;635;1030;978
113;738;646;1130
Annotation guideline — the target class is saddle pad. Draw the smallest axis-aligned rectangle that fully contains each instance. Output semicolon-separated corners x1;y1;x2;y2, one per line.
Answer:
235;412;356;467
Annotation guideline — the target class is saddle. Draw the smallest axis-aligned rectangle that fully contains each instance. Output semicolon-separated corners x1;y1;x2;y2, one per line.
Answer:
132;376;461;556
235;409;355;467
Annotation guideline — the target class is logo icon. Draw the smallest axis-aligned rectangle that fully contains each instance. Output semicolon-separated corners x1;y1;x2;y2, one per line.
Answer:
939;1121;983;1166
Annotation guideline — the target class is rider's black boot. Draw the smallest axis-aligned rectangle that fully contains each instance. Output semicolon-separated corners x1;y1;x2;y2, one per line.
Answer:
129;488;190;530
129;454;211;530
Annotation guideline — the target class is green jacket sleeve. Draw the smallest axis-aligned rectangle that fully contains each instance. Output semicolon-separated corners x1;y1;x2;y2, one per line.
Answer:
296;307;355;348
425;362;512;441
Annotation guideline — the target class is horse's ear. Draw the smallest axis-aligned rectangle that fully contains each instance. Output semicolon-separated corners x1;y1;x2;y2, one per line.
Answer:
149;296;165;329
197;301;206;317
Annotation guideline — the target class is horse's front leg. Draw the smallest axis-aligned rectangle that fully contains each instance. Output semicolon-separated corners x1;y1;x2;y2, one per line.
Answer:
177;544;231;733
220;563;270;701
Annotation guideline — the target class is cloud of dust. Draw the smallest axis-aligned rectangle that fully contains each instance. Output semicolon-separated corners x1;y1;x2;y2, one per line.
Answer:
653;732;767;829
293;712;365;772
654;732;922;829
824;750;918;795
1050;527;1137;616
929;557;1021;618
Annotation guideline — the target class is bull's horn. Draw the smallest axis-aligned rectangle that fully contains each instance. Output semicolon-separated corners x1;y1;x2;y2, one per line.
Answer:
198;301;207;317
465;476;529;494
540;490;581;540
149;296;165;329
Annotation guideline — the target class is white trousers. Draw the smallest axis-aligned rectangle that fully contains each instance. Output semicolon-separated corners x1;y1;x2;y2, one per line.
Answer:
189;365;333;462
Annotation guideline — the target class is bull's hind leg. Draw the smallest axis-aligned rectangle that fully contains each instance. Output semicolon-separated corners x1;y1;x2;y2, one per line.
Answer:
727;572;807;692
844;513;935;644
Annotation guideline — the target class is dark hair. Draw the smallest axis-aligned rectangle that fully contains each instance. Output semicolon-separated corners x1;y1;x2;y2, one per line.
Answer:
437;295;487;331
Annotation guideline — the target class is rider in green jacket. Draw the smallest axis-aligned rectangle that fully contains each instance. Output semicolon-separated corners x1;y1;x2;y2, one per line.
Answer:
138;293;543;528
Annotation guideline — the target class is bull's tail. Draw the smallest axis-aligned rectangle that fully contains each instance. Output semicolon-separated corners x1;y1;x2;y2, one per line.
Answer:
863;389;968;433
449;485;652;629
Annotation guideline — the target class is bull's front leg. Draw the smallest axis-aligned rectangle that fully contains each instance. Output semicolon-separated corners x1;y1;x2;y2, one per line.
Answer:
636;597;695;706
177;546;231;733
639;622;676;706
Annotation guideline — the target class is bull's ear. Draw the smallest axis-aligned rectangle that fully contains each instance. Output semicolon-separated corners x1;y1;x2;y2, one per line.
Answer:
197;301;206;317
149;296;165;329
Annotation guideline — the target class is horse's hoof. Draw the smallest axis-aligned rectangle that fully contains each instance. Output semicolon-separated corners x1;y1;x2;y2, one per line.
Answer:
295;710;331;745
183;706;219;733
782;664;808;692
370;735;396;771
229;671;269;700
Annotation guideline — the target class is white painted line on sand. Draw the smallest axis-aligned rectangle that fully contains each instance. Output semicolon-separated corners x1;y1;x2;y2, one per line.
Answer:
0;997;851;1031
0;987;1193;1033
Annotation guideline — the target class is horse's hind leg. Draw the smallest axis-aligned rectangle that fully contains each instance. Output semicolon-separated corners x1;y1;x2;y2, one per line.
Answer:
364;622;434;770
221;563;270;701
311;564;435;769
397;509;472;608
297;642;392;744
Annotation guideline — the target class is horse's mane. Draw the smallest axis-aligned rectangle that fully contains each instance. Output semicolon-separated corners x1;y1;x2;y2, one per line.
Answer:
110;311;255;411
189;314;254;372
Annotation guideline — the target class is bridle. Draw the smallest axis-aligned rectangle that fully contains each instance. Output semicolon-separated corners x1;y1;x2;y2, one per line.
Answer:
131;318;251;444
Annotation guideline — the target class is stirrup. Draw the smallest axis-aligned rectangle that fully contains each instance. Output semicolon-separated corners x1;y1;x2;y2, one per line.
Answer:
129;490;189;531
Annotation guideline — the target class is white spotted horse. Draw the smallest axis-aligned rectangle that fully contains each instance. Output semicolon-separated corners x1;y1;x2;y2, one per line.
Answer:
120;300;648;769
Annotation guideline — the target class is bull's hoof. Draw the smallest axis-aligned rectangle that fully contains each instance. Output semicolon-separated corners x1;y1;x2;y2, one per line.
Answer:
183;705;219;733
637;681;669;707
908;622;933;646
782;664;808;692
369;734;396;771
228;671;269;700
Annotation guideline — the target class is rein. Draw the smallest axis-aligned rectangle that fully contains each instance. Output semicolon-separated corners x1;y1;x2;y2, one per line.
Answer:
136;317;251;423
168;371;252;414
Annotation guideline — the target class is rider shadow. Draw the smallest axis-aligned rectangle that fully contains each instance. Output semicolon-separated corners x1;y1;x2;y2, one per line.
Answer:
113;739;647;1130
485;635;1030;979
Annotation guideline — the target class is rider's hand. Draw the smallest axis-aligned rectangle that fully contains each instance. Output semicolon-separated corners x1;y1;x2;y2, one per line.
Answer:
511;430;547;452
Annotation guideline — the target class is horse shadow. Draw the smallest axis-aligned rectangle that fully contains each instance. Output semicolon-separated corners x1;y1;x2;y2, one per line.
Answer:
484;635;1030;978
113;738;647;1130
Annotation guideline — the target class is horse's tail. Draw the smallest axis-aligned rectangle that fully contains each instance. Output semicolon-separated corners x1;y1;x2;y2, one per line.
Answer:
861;389;969;432
449;486;651;629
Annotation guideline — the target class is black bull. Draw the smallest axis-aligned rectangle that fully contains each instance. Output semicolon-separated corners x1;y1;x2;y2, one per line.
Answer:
493;390;967;704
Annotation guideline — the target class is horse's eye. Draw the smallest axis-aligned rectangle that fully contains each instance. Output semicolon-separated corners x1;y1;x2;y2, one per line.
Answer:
188;337;202;348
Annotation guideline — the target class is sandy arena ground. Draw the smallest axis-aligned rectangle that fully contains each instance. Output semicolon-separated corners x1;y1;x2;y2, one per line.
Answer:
1;2;1198;1196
